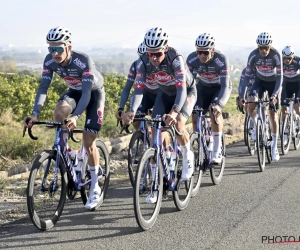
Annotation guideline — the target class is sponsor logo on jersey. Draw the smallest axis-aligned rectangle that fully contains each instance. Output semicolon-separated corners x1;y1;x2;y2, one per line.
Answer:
172;59;181;68
82;70;93;77
220;68;228;74
128;71;134;77
214;58;224;67
175;70;185;76
42;68;50;74
256;65;274;72
137;61;143;69
97;105;104;125
45;58;54;66
63;77;82;86
42;76;52;81
136;73;143;78
175;81;185;87
150;71;175;84
188;56;198;64
73;58;86;69
200;72;219;80
134;83;145;89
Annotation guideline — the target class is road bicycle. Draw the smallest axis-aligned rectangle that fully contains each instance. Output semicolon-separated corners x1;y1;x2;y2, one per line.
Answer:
190;107;226;197
280;98;300;154
133;116;193;231
24;120;110;231
245;100;274;172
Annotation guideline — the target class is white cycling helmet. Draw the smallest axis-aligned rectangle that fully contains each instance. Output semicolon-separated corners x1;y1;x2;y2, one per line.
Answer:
195;33;215;49
46;26;72;44
144;27;168;49
256;32;272;46
282;46;295;57
137;42;147;56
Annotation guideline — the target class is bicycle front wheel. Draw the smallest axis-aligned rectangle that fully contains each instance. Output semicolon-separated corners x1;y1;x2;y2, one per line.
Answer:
293;115;300;150
80;139;110;209
27;150;66;231
256;119;266;172
210;133;226;185
128;131;149;187
133;148;163;231
189;132;203;197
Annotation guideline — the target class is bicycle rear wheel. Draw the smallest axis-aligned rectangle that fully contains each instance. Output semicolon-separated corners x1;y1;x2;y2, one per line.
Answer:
281;113;292;155
210;133;226;185
189;132;203;197
80;139;110;209
128;130;149;187
134;148;163;231
256;119;266;172
27;149;66;231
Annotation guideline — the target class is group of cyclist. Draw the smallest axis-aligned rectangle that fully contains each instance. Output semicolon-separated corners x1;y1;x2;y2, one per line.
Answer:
237;32;300;161
22;25;296;210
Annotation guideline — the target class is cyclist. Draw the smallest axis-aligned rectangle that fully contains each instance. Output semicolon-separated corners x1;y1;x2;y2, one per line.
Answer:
187;33;232;164
245;32;282;161
115;42;158;130
123;27;196;188
280;46;300;144
23;26;105;210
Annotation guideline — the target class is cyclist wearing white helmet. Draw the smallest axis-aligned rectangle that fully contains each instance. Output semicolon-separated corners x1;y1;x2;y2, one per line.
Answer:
115;42;158;130
244;32;283;161
123;27;197;196
280;46;300;144
187;33;232;164
24;26;105;210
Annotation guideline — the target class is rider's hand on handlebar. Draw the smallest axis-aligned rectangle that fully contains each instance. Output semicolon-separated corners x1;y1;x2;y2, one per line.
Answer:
23;114;37;128
115;108;124;121
123;111;135;125
210;104;222;117
65;116;77;130
163;110;178;126
270;95;277;105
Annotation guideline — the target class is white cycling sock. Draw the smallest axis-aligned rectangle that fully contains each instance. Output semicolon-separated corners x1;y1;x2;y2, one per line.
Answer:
271;133;278;149
181;143;190;158
212;131;222;152
89;166;100;191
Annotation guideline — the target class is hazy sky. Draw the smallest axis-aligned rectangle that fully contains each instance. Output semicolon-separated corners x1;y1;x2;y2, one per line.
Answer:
1;0;300;52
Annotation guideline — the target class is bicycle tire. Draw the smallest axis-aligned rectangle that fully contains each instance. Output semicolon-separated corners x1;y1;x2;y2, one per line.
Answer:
80;139;110;209
27;149;66;231
133;148;163;231
293;115;300;150
281;113;292;155
265;117;272;164
210;133;226;185
128;130;149;187
256;119;266;172
244;112;249;146
172;149;193;210
189;132;203;197
246;116;256;156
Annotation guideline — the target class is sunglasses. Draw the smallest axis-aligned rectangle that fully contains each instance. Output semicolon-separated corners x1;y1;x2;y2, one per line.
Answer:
196;50;210;56
283;57;293;60
48;46;66;54
146;51;164;57
258;46;270;51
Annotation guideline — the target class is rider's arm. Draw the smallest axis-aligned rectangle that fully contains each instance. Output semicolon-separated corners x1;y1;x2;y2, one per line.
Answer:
215;55;232;108
272;52;283;97
119;61;136;110
238;69;247;99
243;52;256;97
129;58;146;114
32;58;54;116
71;56;96;118
172;56;188;113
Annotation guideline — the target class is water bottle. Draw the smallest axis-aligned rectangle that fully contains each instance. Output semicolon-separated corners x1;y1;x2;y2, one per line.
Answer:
74;150;83;172
207;134;214;152
67;148;78;166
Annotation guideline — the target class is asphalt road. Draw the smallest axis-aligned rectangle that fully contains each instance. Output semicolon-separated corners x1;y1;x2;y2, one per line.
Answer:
1;140;300;250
